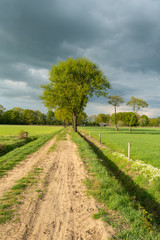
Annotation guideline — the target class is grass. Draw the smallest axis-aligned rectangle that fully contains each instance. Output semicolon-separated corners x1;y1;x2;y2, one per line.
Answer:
0;125;63;157
0;125;63;137
79;127;160;169
0;136;36;157
47;128;69;153
0;167;43;224
0;128;63;177
48;144;57;152
56;128;68;141
70;130;160;239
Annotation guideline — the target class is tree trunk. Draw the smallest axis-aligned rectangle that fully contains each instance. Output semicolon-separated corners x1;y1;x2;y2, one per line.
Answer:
63;120;66;128
129;112;134;132
73;113;77;132
115;106;118;131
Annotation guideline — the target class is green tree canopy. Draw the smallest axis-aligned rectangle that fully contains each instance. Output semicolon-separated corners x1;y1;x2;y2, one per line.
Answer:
0;105;5;123
127;96;148;112
149;118;159;127
46;110;55;125
54;108;72;127
0;105;5;112
138;115;149;127
96;113;110;124
41;57;111;131
127;96;148;131
88;115;97;125
157;116;160;126
111;112;138;127
77;112;88;125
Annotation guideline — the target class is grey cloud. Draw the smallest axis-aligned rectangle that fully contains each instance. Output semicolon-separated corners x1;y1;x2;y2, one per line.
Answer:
0;0;103;68
0;0;159;115
0;79;41;100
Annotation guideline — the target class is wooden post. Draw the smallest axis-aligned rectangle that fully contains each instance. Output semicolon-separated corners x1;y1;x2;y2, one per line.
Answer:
99;133;101;144
128;142;131;160
24;132;28;138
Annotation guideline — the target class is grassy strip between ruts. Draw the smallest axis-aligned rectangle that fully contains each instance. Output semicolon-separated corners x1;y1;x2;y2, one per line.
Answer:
0;167;43;224
0;128;63;178
70;130;160;239
48;128;68;153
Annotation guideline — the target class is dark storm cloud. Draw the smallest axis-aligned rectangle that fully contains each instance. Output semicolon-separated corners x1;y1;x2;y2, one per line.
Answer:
0;0;159;116
0;0;102;67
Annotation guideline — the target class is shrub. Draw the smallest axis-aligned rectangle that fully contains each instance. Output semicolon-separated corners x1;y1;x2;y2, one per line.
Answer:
19;130;28;139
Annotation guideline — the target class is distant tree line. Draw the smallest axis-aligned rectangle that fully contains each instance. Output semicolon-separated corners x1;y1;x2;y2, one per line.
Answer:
0;106;60;125
0;105;159;127
87;112;160;127
0;105;88;126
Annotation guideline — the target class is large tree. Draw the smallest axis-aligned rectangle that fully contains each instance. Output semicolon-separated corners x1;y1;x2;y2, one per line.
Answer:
46;110;55;125
127;96;148;131
96;113;110;125
41;57;111;132
54;108;72;127
108;95;124;131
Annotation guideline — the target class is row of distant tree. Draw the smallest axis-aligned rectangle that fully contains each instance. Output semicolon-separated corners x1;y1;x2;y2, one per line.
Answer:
88;112;160;127
0;105;159;127
0;106;59;125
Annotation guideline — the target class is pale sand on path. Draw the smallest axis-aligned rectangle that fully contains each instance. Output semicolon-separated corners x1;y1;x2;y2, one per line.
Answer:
0;136;57;198
0;134;114;240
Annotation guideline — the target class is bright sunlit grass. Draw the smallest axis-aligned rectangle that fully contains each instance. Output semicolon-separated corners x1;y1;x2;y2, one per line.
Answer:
79;127;160;169
0;127;63;177
70;130;160;239
0;125;63;137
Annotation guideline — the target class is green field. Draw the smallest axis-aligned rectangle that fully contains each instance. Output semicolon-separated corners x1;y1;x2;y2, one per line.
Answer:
0;125;62;137
0;125;63;176
0;125;63;156
79;127;160;169
71;130;160;239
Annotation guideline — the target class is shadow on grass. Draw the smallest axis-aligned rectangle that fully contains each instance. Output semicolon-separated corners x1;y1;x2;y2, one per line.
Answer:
0;137;36;157
79;132;160;225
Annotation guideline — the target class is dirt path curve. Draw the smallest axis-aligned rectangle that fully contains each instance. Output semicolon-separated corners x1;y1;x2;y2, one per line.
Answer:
0;134;114;240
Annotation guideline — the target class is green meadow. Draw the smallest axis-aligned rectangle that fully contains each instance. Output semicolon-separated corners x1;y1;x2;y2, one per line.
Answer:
70;130;160;239
0;125;63;176
0;125;62;137
0;125;63;156
79;127;160;169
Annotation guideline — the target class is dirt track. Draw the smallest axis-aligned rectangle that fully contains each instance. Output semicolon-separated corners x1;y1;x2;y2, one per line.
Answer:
0;134;114;240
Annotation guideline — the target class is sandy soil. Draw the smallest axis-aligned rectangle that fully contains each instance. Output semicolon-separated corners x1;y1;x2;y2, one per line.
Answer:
0;136;57;197
0;134;114;240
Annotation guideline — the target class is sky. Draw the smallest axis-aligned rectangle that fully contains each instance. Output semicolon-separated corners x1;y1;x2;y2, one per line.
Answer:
0;0;160;117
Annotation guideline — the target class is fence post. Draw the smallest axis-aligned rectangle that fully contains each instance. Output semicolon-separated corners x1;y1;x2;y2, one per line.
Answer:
128;142;131;160
99;133;101;144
